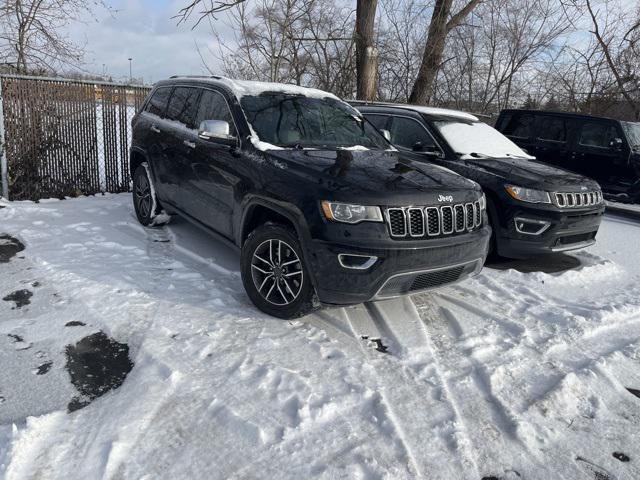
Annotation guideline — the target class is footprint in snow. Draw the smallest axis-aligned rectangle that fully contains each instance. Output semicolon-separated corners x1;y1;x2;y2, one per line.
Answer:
7;333;32;351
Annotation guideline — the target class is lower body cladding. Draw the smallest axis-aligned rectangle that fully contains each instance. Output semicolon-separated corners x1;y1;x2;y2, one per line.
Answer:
305;226;491;305
494;205;605;259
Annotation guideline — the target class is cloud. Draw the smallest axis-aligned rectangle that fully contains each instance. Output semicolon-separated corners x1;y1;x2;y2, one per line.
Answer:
68;0;227;84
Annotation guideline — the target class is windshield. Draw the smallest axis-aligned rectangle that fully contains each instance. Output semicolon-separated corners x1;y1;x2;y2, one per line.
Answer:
240;93;389;150
434;120;533;159
622;121;640;148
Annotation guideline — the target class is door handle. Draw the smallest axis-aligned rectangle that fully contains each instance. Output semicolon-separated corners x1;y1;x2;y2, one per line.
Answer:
183;140;196;149
150;125;161;134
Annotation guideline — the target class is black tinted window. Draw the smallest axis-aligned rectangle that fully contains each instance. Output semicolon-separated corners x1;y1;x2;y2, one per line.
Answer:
538;117;567;142
389;116;436;150
579;122;618;148
365;114;390;130
146;87;171;117
502;113;534;139
166;87;201;128
195;90;236;136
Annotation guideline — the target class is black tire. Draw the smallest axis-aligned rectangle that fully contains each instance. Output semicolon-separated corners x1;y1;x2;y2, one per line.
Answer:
132;164;166;227
241;223;319;319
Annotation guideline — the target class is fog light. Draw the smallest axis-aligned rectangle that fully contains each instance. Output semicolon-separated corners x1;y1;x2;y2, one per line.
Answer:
338;254;378;270
514;217;551;235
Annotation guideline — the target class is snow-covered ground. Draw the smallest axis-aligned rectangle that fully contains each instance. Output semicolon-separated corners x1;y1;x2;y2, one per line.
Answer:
1;194;639;480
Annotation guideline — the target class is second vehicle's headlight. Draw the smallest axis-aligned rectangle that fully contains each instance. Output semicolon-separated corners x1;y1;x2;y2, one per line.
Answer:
321;201;383;224
505;185;551;204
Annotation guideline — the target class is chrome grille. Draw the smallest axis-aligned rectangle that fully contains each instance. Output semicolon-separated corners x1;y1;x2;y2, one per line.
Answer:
554;190;602;208
386;201;483;239
388;209;406;236
408;208;425;237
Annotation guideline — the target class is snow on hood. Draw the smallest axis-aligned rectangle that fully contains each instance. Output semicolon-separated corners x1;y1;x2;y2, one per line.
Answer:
436;120;535;160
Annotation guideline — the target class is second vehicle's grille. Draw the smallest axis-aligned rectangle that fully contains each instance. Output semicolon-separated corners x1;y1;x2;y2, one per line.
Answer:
554;191;602;208
387;200;483;239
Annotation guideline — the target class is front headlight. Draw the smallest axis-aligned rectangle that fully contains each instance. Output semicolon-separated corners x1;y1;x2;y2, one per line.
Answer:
505;185;550;204
321;201;383;224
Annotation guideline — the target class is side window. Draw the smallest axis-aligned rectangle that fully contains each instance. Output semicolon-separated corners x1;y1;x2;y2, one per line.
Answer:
365;114;390;131
579;122;618;149
145;87;171;117
166;87;201;129
195;89;236;137
502;113;534;139
538;116;567;143
389;116;436;151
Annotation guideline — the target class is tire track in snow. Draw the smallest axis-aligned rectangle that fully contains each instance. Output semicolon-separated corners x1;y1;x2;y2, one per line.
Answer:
307;304;479;479
414;293;547;479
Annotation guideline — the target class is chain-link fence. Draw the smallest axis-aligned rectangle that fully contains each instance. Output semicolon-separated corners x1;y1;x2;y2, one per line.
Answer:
0;74;151;201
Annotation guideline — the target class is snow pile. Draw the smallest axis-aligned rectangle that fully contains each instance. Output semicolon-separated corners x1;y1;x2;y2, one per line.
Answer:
1;194;640;479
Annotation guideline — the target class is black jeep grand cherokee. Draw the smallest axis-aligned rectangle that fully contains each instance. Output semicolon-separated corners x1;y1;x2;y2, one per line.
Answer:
130;77;490;318
355;103;605;259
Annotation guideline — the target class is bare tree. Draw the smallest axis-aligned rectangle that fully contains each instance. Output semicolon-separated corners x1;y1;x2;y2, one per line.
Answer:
0;0;106;73
200;0;356;96
580;0;640;119
355;0;378;100
409;0;483;104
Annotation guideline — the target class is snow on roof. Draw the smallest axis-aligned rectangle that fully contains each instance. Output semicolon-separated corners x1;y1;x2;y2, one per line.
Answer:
168;75;342;101
222;78;341;101
389;104;479;122
352;100;479;122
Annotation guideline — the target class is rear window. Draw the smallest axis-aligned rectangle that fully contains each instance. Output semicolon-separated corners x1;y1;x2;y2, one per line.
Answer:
145;87;171;117
501;113;534;139
166;87;201;129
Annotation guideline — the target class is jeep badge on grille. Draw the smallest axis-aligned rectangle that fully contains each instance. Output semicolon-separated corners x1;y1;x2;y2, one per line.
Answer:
438;194;454;203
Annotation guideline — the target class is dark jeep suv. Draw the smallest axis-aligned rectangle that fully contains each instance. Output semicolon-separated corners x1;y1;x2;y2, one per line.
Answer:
355;102;604;259
130;77;490;318
496;109;640;203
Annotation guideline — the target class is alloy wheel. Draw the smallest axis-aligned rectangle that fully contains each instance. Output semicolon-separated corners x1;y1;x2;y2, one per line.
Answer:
251;239;303;306
135;174;152;219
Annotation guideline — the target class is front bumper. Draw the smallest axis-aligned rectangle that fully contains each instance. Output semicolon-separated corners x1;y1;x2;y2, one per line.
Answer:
306;226;491;305
494;203;604;259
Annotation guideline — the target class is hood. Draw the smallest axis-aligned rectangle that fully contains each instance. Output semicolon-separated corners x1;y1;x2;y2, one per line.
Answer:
262;148;482;204
459;157;601;191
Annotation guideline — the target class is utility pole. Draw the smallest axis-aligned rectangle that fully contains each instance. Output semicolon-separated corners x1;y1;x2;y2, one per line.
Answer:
128;58;133;84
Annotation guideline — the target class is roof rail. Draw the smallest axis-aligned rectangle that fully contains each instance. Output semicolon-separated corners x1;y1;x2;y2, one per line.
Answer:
169;75;223;80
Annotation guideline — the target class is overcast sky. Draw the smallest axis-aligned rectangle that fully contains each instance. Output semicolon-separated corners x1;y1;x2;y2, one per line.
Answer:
69;0;227;84
67;0;638;86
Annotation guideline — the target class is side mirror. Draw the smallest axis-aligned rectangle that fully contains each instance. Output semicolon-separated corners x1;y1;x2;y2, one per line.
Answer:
199;120;236;144
380;129;391;142
412;141;424;152
610;137;623;150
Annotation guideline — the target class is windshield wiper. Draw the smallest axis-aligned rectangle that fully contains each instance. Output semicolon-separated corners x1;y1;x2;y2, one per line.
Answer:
459;152;497;159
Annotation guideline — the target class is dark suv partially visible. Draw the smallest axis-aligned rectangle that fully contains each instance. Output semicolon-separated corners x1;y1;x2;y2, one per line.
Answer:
496;109;640;203
130;77;491;318
355;102;605;259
